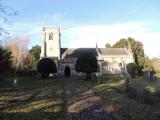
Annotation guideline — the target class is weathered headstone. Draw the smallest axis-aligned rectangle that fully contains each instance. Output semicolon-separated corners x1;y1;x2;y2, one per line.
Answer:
13;77;19;90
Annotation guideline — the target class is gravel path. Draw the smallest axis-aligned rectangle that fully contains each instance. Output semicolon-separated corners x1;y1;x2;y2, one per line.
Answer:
63;77;118;120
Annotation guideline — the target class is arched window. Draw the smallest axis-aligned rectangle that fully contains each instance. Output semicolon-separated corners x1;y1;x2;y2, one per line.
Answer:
119;63;123;69
49;33;53;40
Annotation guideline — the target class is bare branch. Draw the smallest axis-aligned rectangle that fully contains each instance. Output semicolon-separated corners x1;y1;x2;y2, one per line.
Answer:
0;0;18;34
0;27;9;34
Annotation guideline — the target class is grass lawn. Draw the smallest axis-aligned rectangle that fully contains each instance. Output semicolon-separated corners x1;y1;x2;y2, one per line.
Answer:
0;74;64;120
91;75;160;120
0;73;160;120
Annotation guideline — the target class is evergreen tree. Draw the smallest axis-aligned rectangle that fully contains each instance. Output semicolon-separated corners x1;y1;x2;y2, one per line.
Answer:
143;57;154;72
112;37;145;75
29;45;41;70
37;58;57;78
75;52;98;80
105;43;111;48
29;45;41;60
0;47;12;72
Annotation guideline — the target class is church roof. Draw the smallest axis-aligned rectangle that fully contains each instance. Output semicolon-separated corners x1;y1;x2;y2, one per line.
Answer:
61;48;97;59
99;48;128;56
61;48;128;59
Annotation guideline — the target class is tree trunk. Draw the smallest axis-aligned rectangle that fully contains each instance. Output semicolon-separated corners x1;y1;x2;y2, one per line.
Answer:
85;73;92;81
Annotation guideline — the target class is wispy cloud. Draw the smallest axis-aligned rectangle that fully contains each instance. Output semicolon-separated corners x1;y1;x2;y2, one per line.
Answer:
1;12;71;46
1;13;160;58
63;22;160;58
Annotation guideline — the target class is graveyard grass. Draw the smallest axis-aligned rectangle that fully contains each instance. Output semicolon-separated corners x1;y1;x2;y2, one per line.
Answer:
0;74;65;120
0;74;160;120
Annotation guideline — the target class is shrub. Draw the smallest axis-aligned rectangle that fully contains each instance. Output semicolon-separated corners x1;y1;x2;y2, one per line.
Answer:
143;88;154;104
126;63;137;78
143;86;160;105
127;87;137;99
37;58;57;78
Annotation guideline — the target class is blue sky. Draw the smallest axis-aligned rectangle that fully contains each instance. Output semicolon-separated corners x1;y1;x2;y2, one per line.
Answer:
1;0;160;58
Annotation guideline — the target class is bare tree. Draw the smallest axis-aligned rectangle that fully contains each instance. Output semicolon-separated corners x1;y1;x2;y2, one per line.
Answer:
6;36;31;89
7;36;30;72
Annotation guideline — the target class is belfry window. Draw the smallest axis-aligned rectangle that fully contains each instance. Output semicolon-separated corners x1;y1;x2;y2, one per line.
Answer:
49;33;53;40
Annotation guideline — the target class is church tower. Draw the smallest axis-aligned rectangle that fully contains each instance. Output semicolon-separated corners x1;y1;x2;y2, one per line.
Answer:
40;27;61;60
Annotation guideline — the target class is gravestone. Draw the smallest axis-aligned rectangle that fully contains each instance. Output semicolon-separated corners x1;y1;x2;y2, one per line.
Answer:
13;77;19;90
144;72;154;81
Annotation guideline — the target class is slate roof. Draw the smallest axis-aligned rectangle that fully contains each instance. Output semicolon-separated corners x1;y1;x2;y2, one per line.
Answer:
99;48;128;56
60;48;128;59
61;48;97;59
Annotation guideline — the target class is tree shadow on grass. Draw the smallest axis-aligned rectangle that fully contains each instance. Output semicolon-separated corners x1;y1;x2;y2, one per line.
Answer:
65;84;119;119
0;98;64;120
67;100;118;120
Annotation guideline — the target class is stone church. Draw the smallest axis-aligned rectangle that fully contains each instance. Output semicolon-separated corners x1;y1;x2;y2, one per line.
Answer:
40;27;134;77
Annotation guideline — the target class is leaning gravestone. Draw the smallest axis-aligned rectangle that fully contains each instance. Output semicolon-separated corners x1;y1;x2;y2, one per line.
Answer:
13;77;19;90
